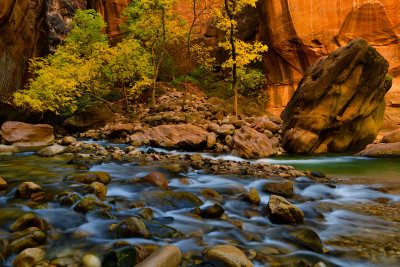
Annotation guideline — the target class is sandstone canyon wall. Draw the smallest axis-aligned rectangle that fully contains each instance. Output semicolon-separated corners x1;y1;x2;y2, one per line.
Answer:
258;0;400;132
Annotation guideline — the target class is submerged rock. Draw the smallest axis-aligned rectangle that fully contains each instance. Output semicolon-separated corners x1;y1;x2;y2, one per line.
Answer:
142;172;168;189
0;239;10;263
12;247;45;267
102;245;137;267
281;39;392;154
116;217;150;238
199;204;225;219
287;227;323;253
0;121;54;147
73;196;112;213
88;182;107;201
15;182;43;199
10;227;46;253
203;244;254;267
264;195;304;224
262;180;294;197
232;126;277;159
10;213;36;232
135;245;181;267
140;191;203;211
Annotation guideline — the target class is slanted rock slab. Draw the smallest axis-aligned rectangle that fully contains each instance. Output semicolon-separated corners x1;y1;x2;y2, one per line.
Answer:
1;121;54;147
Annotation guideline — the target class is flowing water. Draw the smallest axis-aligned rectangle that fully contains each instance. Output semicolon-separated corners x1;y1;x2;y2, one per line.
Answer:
0;143;399;266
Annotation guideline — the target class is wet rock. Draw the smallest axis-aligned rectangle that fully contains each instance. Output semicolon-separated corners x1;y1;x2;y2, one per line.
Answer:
61;136;76;145
199;204;225;219
281;39;391;154
262;180;294;198
71;172;111;184
189;260;226;267
81;254;101;267
381;129;400;143
288;228;323;253
310;171;326;178
10;227;46;253
264;195;304;224
88;182;107;201
15;182;43;199
355;142;400;158
142;172;168;189
37;144;65;156
204;244;254;267
232;126;277;159
10;213;36;232
0;177;7;190
73;196;112;213
0;121;54;147
217;124;235;136
102;245;137;267
144;220;177;238
0;238;10;263
116;217;150;238
59;192;81;206
12;247;45;267
207;123;220;132
141;191;203;211
243;188;260;205
207;132;217;148
0;145;18;156
137;208;154;220
200;188;222;199
136;245;181;267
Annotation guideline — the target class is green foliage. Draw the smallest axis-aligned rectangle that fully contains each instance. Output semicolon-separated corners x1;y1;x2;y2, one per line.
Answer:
236;68;268;102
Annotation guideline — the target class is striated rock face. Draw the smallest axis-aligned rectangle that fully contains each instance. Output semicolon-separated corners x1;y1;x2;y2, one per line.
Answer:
281;39;391;154
258;0;400;130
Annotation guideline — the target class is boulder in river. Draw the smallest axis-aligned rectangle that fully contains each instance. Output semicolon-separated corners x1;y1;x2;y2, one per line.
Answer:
142;172;168;189
102;245;137;267
10;227;46;253
135;245;181;267
355;142;400;158
116;217;150;238
262;180;294;198
203;244;254;267
281;39;392;154
0;121;54;147
12;247;45;267
129;124;208;149
232;126;277;159
264;195;304;224
37;144;65;156
71;172;111;184
15;182;43;199
0;145;18;156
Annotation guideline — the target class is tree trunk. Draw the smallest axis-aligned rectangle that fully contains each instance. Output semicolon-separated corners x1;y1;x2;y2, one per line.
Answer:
123;85;129;110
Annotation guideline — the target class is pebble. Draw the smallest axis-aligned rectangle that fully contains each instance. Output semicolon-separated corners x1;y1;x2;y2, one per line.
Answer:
81;254;101;267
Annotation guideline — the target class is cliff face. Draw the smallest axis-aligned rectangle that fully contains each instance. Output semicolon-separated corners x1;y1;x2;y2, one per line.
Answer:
258;0;400;131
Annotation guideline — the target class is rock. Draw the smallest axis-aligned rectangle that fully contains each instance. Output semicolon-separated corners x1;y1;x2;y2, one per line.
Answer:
355;142;400;158
71;172;111;184
143;220;177;238
310;171;326;178
262;180;294;198
88;182;107;201
10;227;46;253
73;196;112;213
142;172;168;189
12;247;45;267
116;217;150;238
0;177;7;190
224;135;233;148
63;102;114;131
204;244;254;267
200;188;222;199
217;124;235;136
281;39;392;154
0;145;18;156
0;238;10;263
232;126;277;159
10;213;36;232
81;254;101;267
287;228;323;253
140;191;203;211
243;188;260;205
37;144;65;156
0;121;54;147
207;132;217;148
199;204;225;219
15;182;43;199
264;195;304;224
189;260;226;267
59;192;81;206
381;129;400;143
207;122;220;132
102;245;137;267
108;124;134;138
61;136;76;145
129;124;208;149
135;245;181;267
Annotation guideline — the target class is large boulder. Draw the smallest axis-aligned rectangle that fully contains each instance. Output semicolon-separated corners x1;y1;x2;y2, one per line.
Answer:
281;39;392;154
129;124;208;149
232;126;277;159
0;121;54;147
381;128;400;143
63;102;114;131
355;142;400;158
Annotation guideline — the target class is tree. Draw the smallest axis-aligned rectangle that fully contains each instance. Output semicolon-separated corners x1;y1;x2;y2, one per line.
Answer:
122;0;186;107
212;0;268;116
108;38;153;109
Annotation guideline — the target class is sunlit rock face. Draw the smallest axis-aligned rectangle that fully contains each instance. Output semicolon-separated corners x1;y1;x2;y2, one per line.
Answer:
258;0;400;131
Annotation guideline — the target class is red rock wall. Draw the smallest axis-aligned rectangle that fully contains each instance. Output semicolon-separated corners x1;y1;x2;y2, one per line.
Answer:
258;0;400;131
